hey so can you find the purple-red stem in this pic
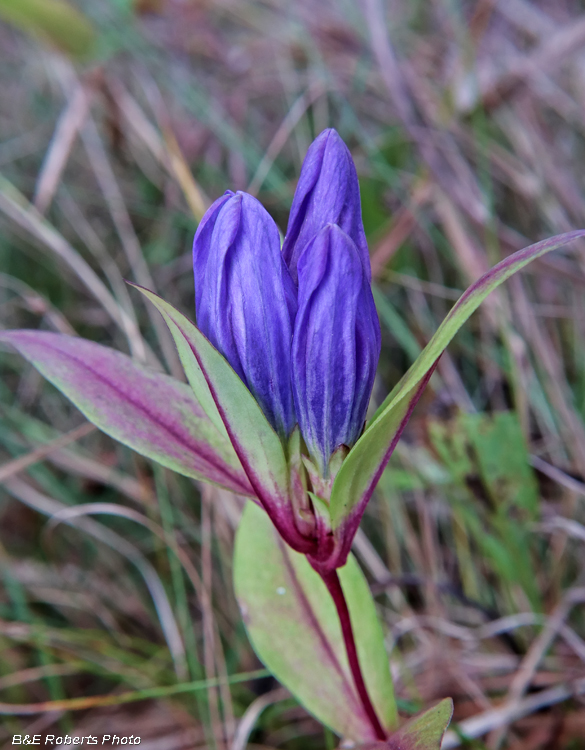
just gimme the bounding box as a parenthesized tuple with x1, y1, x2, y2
(320, 570, 387, 741)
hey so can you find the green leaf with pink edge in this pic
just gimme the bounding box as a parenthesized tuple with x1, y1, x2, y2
(0, 330, 253, 496)
(131, 285, 298, 531)
(234, 500, 397, 742)
(330, 230, 585, 536)
(355, 699, 453, 750)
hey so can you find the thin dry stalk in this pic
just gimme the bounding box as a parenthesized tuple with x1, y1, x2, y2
(231, 688, 288, 750)
(79, 114, 183, 378)
(512, 275, 585, 474)
(201, 486, 226, 750)
(487, 588, 585, 748)
(0, 272, 76, 335)
(370, 179, 431, 278)
(0, 422, 95, 483)
(475, 17, 585, 112)
(130, 74, 211, 219)
(247, 82, 325, 197)
(47, 447, 154, 506)
(33, 83, 93, 215)
(107, 78, 208, 220)
(0, 176, 143, 357)
(442, 677, 585, 748)
(529, 455, 585, 499)
(56, 189, 152, 366)
(2, 477, 188, 680)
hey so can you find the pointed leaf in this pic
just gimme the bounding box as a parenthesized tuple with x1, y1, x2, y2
(0, 330, 253, 495)
(357, 699, 453, 750)
(330, 230, 585, 540)
(135, 289, 227, 436)
(129, 286, 313, 550)
(234, 501, 397, 741)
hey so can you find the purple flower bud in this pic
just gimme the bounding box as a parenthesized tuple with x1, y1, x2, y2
(193, 191, 297, 437)
(282, 129, 370, 284)
(292, 224, 381, 474)
(192, 190, 234, 312)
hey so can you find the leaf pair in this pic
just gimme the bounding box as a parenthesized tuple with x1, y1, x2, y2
(0, 285, 312, 550)
(3, 229, 585, 746)
(5, 230, 584, 558)
(234, 501, 453, 747)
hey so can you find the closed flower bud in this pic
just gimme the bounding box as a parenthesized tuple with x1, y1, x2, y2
(291, 224, 381, 475)
(192, 190, 234, 311)
(282, 129, 370, 284)
(193, 191, 297, 437)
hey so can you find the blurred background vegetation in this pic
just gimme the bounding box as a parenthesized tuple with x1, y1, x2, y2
(1, 0, 585, 747)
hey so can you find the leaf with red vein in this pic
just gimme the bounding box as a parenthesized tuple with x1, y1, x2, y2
(131, 285, 315, 554)
(330, 230, 585, 555)
(234, 501, 397, 741)
(0, 330, 254, 496)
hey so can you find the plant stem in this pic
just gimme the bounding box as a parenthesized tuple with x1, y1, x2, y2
(320, 570, 387, 741)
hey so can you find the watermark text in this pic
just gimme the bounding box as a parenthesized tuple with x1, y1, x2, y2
(12, 736, 141, 746)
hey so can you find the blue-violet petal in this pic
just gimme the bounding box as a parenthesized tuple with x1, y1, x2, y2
(192, 190, 234, 312)
(282, 129, 370, 284)
(292, 224, 380, 473)
(194, 191, 297, 437)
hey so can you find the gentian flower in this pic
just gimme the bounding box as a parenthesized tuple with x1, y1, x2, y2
(4, 127, 580, 746)
(292, 224, 380, 476)
(12, 126, 569, 571)
(192, 129, 380, 485)
(282, 128, 371, 283)
(193, 190, 297, 438)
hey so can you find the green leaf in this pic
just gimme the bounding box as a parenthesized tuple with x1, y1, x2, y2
(330, 230, 585, 536)
(234, 501, 397, 741)
(131, 286, 226, 437)
(357, 699, 454, 750)
(429, 411, 541, 608)
(465, 412, 539, 516)
(0, 330, 253, 496)
(131, 286, 302, 535)
(0, 0, 96, 58)
(388, 698, 453, 750)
